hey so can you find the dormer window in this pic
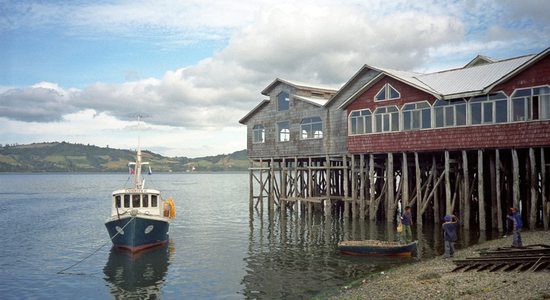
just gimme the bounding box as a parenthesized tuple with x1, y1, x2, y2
(277, 91, 290, 111)
(375, 83, 400, 101)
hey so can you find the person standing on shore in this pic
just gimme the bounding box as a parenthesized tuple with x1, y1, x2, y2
(442, 214, 458, 258)
(400, 206, 413, 244)
(507, 207, 523, 247)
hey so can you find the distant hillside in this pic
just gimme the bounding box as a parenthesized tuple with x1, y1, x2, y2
(0, 142, 248, 172)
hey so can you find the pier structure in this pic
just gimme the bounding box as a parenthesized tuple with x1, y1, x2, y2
(240, 48, 550, 231)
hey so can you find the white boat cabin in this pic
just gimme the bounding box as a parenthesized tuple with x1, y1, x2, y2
(111, 189, 166, 218)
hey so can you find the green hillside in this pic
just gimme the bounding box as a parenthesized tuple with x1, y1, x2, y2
(0, 142, 248, 172)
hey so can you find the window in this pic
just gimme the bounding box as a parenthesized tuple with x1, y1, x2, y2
(374, 106, 399, 132)
(349, 109, 372, 135)
(375, 83, 400, 101)
(151, 195, 158, 207)
(132, 195, 140, 208)
(434, 99, 467, 128)
(278, 121, 290, 142)
(252, 125, 265, 143)
(301, 117, 323, 139)
(277, 91, 290, 111)
(143, 195, 149, 208)
(511, 86, 550, 121)
(124, 195, 130, 208)
(470, 92, 508, 124)
(115, 195, 121, 208)
(402, 101, 431, 130)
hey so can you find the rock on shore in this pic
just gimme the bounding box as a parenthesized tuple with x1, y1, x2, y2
(333, 231, 550, 300)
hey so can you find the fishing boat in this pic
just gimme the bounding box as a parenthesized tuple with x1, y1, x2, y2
(338, 240, 418, 256)
(105, 135, 176, 253)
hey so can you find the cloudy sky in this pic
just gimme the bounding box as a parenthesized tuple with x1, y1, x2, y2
(1, 0, 548, 157)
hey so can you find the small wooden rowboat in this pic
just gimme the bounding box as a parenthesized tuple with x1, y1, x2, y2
(338, 240, 418, 256)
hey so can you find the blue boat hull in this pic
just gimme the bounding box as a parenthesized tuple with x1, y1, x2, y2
(105, 216, 169, 252)
(338, 241, 418, 256)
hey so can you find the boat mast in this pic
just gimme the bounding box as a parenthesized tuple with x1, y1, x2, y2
(132, 115, 147, 190)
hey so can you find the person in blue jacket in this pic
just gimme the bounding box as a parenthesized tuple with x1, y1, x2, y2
(442, 214, 458, 258)
(507, 207, 523, 247)
(400, 206, 413, 244)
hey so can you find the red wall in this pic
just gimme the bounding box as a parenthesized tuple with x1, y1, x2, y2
(493, 54, 550, 95)
(348, 121, 550, 153)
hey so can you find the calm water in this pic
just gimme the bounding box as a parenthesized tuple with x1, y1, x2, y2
(0, 173, 491, 299)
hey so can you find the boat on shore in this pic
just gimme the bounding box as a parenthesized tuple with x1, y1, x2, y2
(338, 240, 418, 256)
(105, 133, 176, 253)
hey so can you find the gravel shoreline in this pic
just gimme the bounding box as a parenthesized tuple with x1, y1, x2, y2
(332, 230, 550, 300)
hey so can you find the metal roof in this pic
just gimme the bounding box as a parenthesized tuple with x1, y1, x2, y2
(261, 78, 339, 95)
(293, 95, 329, 106)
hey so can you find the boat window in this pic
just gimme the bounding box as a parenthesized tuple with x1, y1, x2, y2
(132, 195, 140, 208)
(143, 195, 149, 207)
(124, 195, 130, 208)
(151, 195, 158, 207)
(115, 195, 121, 208)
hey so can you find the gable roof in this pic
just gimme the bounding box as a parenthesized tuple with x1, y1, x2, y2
(261, 78, 338, 96)
(339, 47, 550, 109)
(463, 55, 496, 68)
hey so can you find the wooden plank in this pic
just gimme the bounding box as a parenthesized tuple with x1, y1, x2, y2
(249, 159, 254, 210)
(352, 155, 357, 218)
(542, 148, 548, 230)
(463, 150, 470, 229)
(496, 149, 503, 232)
(402, 152, 409, 208)
(445, 150, 451, 214)
(529, 148, 537, 230)
(369, 154, 376, 221)
(269, 158, 274, 213)
(512, 149, 520, 209)
(343, 155, 349, 218)
(490, 151, 497, 229)
(433, 156, 440, 224)
(478, 150, 486, 231)
(415, 152, 422, 225)
(325, 155, 331, 217)
(387, 153, 394, 222)
(360, 154, 366, 219)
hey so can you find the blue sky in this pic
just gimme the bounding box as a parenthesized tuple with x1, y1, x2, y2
(0, 0, 549, 157)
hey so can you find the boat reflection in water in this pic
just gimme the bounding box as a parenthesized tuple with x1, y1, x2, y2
(103, 241, 174, 299)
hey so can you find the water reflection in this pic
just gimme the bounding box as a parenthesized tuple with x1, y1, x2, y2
(103, 242, 173, 299)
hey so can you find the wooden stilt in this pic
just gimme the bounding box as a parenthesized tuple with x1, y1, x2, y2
(462, 150, 470, 229)
(269, 158, 275, 213)
(369, 154, 375, 221)
(433, 156, 440, 224)
(351, 155, 357, 218)
(478, 150, 486, 231)
(490, 152, 497, 229)
(496, 150, 503, 232)
(445, 151, 451, 214)
(542, 148, 548, 230)
(343, 155, 349, 218)
(360, 155, 366, 219)
(281, 158, 287, 212)
(249, 159, 254, 211)
(259, 158, 264, 213)
(308, 157, 313, 215)
(387, 153, 395, 223)
(415, 152, 422, 226)
(325, 155, 331, 217)
(402, 152, 409, 209)
(529, 148, 537, 230)
(512, 149, 520, 209)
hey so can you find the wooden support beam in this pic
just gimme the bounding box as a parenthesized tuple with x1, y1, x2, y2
(387, 153, 395, 222)
(343, 154, 349, 218)
(249, 159, 253, 211)
(451, 173, 460, 213)
(402, 152, 409, 208)
(462, 150, 470, 230)
(269, 158, 275, 213)
(433, 156, 440, 224)
(421, 172, 445, 214)
(259, 158, 264, 212)
(478, 150, 486, 231)
(307, 157, 312, 215)
(496, 150, 503, 232)
(360, 154, 366, 219)
(325, 155, 331, 217)
(529, 148, 537, 230)
(490, 152, 497, 229)
(369, 154, 376, 221)
(281, 158, 287, 211)
(512, 149, 520, 209)
(352, 155, 357, 218)
(415, 152, 422, 225)
(445, 150, 451, 214)
(542, 148, 548, 230)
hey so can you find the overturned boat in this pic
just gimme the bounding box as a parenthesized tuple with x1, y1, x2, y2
(105, 139, 176, 253)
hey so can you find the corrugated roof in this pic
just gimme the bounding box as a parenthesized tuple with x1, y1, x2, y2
(261, 78, 339, 95)
(416, 55, 534, 98)
(293, 95, 329, 106)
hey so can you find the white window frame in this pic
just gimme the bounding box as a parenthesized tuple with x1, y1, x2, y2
(348, 109, 373, 135)
(277, 121, 290, 142)
(402, 101, 432, 131)
(300, 117, 323, 140)
(510, 85, 550, 122)
(252, 124, 265, 144)
(469, 92, 508, 125)
(433, 99, 467, 128)
(374, 83, 401, 102)
(374, 105, 399, 133)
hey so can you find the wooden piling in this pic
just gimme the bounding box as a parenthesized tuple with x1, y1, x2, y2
(462, 150, 470, 229)
(445, 150, 451, 214)
(496, 149, 503, 232)
(415, 152, 422, 226)
(360, 154, 365, 219)
(529, 148, 537, 230)
(402, 152, 409, 208)
(343, 155, 349, 218)
(512, 149, 520, 209)
(542, 148, 548, 230)
(369, 154, 375, 221)
(478, 149, 486, 231)
(387, 153, 395, 223)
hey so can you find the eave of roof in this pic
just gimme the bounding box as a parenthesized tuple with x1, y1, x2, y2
(293, 95, 328, 107)
(261, 78, 338, 96)
(238, 99, 269, 124)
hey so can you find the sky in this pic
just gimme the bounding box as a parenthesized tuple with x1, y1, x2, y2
(0, 0, 549, 157)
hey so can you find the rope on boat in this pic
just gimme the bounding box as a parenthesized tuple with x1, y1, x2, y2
(56, 216, 136, 275)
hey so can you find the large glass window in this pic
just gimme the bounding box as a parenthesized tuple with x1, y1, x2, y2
(433, 99, 467, 128)
(374, 106, 399, 132)
(277, 91, 290, 111)
(300, 117, 323, 139)
(278, 121, 290, 142)
(252, 125, 265, 143)
(115, 195, 121, 208)
(124, 195, 130, 208)
(151, 195, 158, 207)
(375, 83, 400, 101)
(402, 101, 431, 130)
(511, 86, 550, 121)
(470, 92, 508, 124)
(349, 109, 372, 135)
